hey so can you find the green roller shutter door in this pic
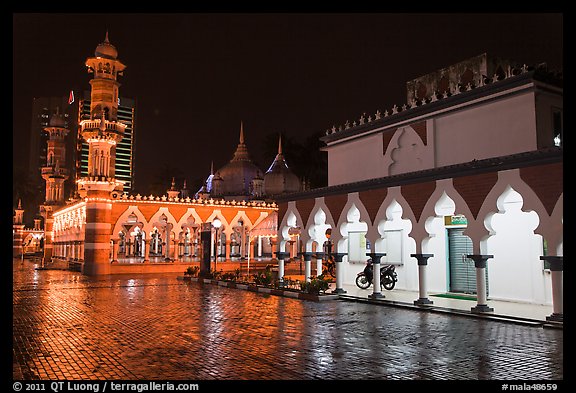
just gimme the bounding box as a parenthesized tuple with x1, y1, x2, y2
(448, 228, 489, 295)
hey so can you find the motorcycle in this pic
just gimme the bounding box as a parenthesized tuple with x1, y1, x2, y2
(323, 257, 336, 278)
(355, 259, 398, 290)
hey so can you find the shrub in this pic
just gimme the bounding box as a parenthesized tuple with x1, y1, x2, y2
(252, 268, 273, 286)
(185, 266, 200, 277)
(300, 274, 330, 294)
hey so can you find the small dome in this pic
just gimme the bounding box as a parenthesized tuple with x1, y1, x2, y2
(263, 135, 300, 196)
(49, 112, 66, 128)
(95, 31, 118, 59)
(264, 157, 300, 196)
(212, 122, 264, 197)
(214, 161, 263, 196)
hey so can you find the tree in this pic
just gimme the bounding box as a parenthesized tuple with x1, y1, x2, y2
(147, 163, 185, 196)
(256, 131, 327, 190)
(13, 164, 43, 227)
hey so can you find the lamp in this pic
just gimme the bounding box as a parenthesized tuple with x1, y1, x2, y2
(238, 219, 244, 259)
(213, 218, 222, 270)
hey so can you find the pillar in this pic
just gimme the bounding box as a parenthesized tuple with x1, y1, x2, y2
(13, 225, 25, 257)
(42, 210, 55, 267)
(225, 239, 231, 261)
(313, 251, 324, 276)
(411, 253, 434, 306)
(467, 254, 494, 313)
(301, 252, 313, 282)
(111, 239, 119, 262)
(367, 253, 386, 299)
(540, 256, 563, 322)
(275, 251, 290, 287)
(257, 236, 262, 257)
(331, 252, 347, 294)
(82, 194, 112, 276)
(143, 239, 150, 263)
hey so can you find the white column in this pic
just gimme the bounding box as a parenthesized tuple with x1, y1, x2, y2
(412, 253, 434, 306)
(468, 255, 494, 313)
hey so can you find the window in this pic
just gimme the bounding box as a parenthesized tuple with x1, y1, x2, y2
(552, 108, 562, 147)
(348, 231, 367, 262)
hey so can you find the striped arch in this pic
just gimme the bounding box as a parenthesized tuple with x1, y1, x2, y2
(112, 205, 148, 240)
(476, 169, 563, 255)
(279, 202, 308, 249)
(205, 209, 229, 236)
(372, 186, 417, 240)
(335, 193, 372, 256)
(305, 197, 337, 253)
(177, 208, 203, 231)
(548, 194, 563, 255)
(148, 207, 178, 237)
(229, 211, 254, 230)
(335, 192, 372, 230)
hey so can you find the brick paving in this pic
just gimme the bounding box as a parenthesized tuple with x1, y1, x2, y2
(12, 259, 563, 380)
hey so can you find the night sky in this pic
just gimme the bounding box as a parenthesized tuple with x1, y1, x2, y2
(13, 13, 563, 194)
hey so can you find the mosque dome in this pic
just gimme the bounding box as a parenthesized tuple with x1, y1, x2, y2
(95, 31, 118, 59)
(48, 108, 66, 128)
(263, 135, 301, 196)
(212, 123, 264, 197)
(49, 113, 66, 128)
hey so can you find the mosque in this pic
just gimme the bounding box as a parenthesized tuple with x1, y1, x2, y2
(274, 53, 563, 319)
(13, 33, 301, 275)
(13, 34, 563, 321)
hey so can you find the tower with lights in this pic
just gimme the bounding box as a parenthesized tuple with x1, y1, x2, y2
(77, 32, 127, 275)
(39, 109, 70, 265)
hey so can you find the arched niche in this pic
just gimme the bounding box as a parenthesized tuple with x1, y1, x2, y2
(484, 186, 549, 304)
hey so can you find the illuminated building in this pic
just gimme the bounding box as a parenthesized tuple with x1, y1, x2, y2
(76, 91, 136, 191)
(276, 54, 563, 320)
(24, 32, 278, 275)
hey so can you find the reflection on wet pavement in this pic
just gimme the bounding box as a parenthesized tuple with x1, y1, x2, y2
(13, 259, 563, 380)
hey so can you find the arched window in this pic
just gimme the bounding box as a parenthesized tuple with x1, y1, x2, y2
(460, 68, 474, 87)
(438, 75, 449, 94)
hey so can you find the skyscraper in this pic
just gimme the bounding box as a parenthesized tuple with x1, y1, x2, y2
(76, 91, 136, 191)
(27, 90, 137, 202)
(28, 96, 77, 201)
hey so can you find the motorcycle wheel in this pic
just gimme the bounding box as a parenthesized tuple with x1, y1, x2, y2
(382, 273, 396, 290)
(355, 273, 371, 289)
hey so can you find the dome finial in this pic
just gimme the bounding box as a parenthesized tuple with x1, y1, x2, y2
(104, 30, 110, 43)
(278, 133, 283, 155)
(240, 121, 245, 144)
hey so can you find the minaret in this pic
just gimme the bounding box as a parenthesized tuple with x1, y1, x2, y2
(13, 199, 26, 257)
(78, 32, 127, 275)
(180, 179, 190, 199)
(231, 121, 251, 162)
(167, 177, 180, 199)
(39, 109, 70, 265)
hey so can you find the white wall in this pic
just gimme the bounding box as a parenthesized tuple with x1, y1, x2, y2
(327, 132, 385, 186)
(325, 90, 539, 186)
(435, 92, 537, 166)
(484, 188, 550, 305)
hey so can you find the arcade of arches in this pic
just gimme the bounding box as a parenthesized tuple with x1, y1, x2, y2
(277, 153, 563, 308)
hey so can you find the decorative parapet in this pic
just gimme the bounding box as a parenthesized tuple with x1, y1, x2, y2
(114, 192, 278, 209)
(324, 63, 561, 137)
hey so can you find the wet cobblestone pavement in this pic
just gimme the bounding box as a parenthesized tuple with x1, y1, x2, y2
(13, 259, 563, 381)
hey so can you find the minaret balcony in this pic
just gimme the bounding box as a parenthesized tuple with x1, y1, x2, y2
(41, 167, 69, 177)
(80, 119, 126, 137)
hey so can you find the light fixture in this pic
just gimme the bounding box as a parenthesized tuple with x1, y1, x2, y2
(554, 134, 561, 147)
